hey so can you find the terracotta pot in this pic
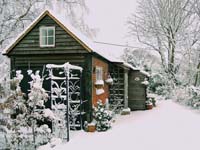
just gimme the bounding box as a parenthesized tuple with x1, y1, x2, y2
(146, 104, 153, 110)
(87, 125, 96, 132)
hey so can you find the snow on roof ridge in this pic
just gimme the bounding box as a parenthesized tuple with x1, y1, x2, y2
(121, 62, 151, 75)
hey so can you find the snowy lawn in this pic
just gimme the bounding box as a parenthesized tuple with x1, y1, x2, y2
(39, 100, 200, 150)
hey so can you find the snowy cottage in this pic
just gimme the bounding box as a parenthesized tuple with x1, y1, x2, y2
(3, 10, 149, 125)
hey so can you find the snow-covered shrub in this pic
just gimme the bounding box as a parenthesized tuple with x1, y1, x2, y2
(5, 70, 54, 149)
(171, 86, 190, 102)
(93, 100, 112, 132)
(148, 72, 175, 98)
(171, 86, 200, 109)
(187, 86, 200, 108)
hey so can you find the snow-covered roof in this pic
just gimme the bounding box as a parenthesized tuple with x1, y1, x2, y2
(123, 62, 140, 70)
(140, 70, 151, 77)
(2, 9, 142, 72)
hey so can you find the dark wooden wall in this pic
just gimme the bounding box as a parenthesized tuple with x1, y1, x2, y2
(10, 54, 93, 121)
(128, 70, 147, 110)
(9, 15, 88, 55)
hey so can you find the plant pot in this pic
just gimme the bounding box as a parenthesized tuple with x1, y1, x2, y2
(105, 78, 113, 85)
(87, 125, 96, 132)
(146, 104, 153, 110)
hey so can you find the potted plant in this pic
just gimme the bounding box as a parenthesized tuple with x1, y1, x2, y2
(84, 121, 96, 132)
(146, 99, 153, 110)
(147, 94, 156, 107)
(105, 75, 113, 85)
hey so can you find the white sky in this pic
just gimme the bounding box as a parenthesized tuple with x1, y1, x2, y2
(85, 0, 139, 56)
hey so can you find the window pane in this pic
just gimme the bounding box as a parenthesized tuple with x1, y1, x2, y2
(41, 28, 47, 37)
(48, 36, 54, 45)
(40, 27, 55, 46)
(41, 36, 47, 45)
(96, 67, 103, 81)
(48, 28, 54, 36)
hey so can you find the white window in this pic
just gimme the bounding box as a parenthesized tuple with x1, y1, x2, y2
(96, 66, 103, 81)
(40, 26, 55, 47)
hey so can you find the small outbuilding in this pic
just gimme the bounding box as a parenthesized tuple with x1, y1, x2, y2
(128, 69, 150, 110)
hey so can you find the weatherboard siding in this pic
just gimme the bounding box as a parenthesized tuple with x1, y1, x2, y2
(9, 15, 88, 55)
(128, 70, 147, 110)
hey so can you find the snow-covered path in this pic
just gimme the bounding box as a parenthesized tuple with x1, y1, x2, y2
(41, 100, 200, 150)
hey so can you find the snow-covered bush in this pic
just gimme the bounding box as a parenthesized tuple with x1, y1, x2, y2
(186, 86, 200, 108)
(4, 70, 54, 150)
(93, 100, 112, 132)
(148, 72, 175, 98)
(171, 85, 200, 109)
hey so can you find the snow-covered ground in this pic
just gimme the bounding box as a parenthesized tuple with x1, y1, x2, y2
(39, 100, 200, 150)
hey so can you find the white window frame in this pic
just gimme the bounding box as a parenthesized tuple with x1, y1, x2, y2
(39, 26, 55, 47)
(96, 66, 103, 81)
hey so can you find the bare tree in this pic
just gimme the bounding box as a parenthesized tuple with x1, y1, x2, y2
(122, 47, 160, 72)
(0, 0, 94, 96)
(189, 0, 200, 86)
(127, 0, 195, 80)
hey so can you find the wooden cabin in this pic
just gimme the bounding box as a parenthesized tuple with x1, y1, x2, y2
(3, 9, 150, 126)
(3, 9, 135, 123)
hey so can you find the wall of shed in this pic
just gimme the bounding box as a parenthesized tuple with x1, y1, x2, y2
(10, 54, 92, 117)
(128, 70, 147, 110)
(92, 57, 109, 106)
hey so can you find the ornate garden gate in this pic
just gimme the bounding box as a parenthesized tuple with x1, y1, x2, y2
(46, 63, 84, 141)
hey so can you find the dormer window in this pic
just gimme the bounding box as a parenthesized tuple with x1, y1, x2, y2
(40, 26, 55, 47)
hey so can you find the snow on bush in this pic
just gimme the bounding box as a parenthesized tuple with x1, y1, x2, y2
(93, 100, 112, 132)
(171, 85, 200, 109)
(0, 70, 58, 149)
(43, 108, 57, 121)
(37, 137, 62, 149)
(148, 72, 175, 98)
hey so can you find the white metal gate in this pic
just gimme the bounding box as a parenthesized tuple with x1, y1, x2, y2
(46, 62, 83, 141)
